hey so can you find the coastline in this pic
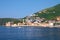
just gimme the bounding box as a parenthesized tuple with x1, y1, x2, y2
(4, 25, 60, 28)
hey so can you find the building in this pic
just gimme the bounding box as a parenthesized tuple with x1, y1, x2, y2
(5, 22, 13, 26)
(56, 16, 60, 21)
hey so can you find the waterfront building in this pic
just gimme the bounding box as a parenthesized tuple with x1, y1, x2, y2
(5, 22, 13, 26)
(11, 24, 17, 27)
(56, 16, 60, 21)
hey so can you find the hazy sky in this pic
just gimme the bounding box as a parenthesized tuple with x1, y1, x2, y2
(0, 0, 60, 18)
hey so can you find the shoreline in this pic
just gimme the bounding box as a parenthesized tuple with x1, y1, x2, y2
(4, 25, 60, 28)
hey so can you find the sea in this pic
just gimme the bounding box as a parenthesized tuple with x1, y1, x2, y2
(0, 26, 60, 40)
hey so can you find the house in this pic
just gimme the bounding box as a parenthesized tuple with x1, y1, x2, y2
(56, 16, 60, 21)
(5, 22, 13, 26)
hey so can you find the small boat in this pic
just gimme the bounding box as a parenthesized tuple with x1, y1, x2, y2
(18, 27, 21, 28)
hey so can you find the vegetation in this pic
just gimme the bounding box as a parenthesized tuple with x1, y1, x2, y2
(34, 4, 60, 20)
(0, 18, 20, 25)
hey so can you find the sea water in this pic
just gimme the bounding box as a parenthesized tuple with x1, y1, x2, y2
(0, 26, 60, 40)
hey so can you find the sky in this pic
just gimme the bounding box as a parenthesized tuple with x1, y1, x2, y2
(0, 0, 60, 18)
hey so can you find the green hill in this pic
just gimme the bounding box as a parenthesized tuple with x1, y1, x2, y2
(0, 18, 20, 25)
(34, 4, 60, 20)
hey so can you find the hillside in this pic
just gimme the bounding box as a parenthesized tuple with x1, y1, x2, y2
(0, 18, 20, 25)
(34, 4, 60, 20)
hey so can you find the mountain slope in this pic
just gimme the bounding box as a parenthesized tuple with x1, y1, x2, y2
(0, 18, 20, 25)
(34, 4, 60, 20)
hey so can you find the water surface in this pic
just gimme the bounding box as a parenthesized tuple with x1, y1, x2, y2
(0, 26, 60, 40)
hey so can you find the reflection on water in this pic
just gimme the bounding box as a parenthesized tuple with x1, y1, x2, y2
(0, 26, 60, 40)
